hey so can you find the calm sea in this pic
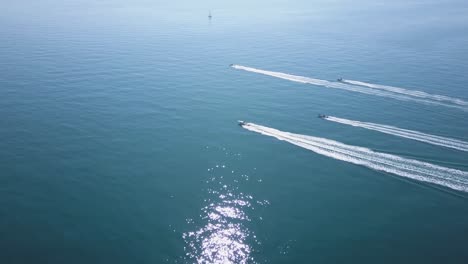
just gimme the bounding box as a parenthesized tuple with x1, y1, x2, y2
(1, 0, 468, 263)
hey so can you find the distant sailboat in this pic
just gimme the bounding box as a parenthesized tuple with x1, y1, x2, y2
(208, 10, 212, 19)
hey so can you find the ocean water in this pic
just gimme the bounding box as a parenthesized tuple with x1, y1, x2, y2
(1, 0, 468, 263)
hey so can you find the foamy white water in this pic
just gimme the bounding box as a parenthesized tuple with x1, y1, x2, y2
(324, 116, 468, 152)
(232, 65, 468, 110)
(241, 122, 468, 192)
(343, 79, 468, 106)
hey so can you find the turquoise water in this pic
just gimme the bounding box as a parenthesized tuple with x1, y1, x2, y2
(1, 1, 468, 263)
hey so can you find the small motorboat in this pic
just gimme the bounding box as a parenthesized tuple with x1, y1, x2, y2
(337, 78, 343, 82)
(317, 114, 328, 119)
(238, 120, 247, 126)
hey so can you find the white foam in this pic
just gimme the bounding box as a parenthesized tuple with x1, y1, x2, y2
(343, 79, 468, 106)
(241, 122, 468, 192)
(231, 65, 468, 111)
(324, 116, 468, 152)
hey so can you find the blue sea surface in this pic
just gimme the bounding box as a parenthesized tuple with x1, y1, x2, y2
(1, 0, 468, 263)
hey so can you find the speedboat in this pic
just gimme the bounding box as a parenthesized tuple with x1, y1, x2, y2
(238, 120, 246, 126)
(317, 114, 328, 119)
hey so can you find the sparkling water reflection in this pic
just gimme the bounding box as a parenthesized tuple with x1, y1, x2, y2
(183, 151, 265, 264)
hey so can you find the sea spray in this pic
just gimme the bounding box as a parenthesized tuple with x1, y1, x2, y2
(324, 116, 468, 152)
(342, 79, 468, 106)
(241, 122, 468, 192)
(231, 65, 468, 110)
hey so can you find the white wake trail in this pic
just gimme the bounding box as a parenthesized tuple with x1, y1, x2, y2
(231, 65, 468, 110)
(343, 79, 468, 106)
(324, 116, 468, 152)
(241, 122, 468, 192)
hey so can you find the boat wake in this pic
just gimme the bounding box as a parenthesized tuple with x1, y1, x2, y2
(324, 116, 468, 152)
(231, 65, 468, 111)
(342, 79, 468, 107)
(241, 122, 468, 192)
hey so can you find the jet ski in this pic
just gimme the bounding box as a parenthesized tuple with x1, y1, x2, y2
(238, 120, 247, 126)
(229, 64, 234, 67)
(317, 114, 328, 119)
(337, 78, 343, 82)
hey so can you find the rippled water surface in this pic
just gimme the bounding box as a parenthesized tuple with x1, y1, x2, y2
(1, 0, 468, 263)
